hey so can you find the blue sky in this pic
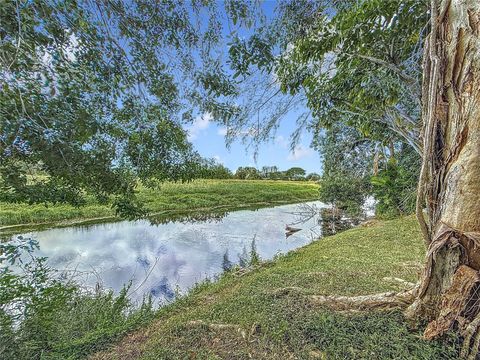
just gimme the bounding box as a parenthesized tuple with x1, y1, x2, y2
(185, 112, 322, 174)
(183, 1, 322, 175)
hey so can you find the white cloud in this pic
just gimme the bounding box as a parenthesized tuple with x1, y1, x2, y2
(38, 33, 80, 97)
(217, 127, 228, 136)
(274, 135, 289, 149)
(287, 145, 313, 161)
(186, 113, 212, 141)
(213, 155, 224, 164)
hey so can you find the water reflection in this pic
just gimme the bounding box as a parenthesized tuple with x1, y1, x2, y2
(148, 210, 229, 226)
(11, 201, 325, 304)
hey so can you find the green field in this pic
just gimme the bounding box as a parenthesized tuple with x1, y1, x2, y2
(91, 216, 458, 360)
(0, 180, 320, 227)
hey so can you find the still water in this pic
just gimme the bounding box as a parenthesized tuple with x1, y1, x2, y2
(14, 201, 325, 304)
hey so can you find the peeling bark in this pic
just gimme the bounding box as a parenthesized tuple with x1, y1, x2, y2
(424, 265, 480, 339)
(409, 0, 480, 356)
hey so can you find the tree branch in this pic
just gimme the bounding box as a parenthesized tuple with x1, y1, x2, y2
(344, 52, 419, 86)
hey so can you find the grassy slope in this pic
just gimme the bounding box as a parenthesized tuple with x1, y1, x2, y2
(92, 216, 458, 360)
(0, 180, 319, 227)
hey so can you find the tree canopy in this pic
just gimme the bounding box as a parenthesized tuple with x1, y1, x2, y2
(0, 0, 256, 215)
(1, 0, 428, 216)
(218, 0, 427, 216)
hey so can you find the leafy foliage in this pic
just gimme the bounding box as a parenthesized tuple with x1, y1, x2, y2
(281, 0, 426, 149)
(285, 167, 306, 180)
(234, 166, 261, 180)
(305, 172, 321, 181)
(0, 237, 154, 359)
(201, 1, 426, 155)
(372, 145, 420, 218)
(201, 0, 426, 217)
(0, 0, 236, 216)
(194, 158, 233, 179)
(317, 123, 373, 216)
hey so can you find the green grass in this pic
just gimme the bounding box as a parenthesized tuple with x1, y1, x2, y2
(0, 180, 319, 227)
(91, 216, 459, 360)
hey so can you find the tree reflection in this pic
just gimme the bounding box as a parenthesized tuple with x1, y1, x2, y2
(286, 202, 364, 238)
(148, 210, 229, 225)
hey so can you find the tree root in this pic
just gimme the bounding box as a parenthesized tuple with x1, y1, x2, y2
(382, 277, 417, 288)
(186, 320, 247, 339)
(308, 290, 415, 312)
(461, 316, 480, 360)
(267, 285, 416, 312)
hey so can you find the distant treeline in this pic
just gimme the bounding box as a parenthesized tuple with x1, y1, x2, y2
(196, 159, 320, 181)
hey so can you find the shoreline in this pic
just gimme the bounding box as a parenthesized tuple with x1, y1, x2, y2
(1, 198, 317, 236)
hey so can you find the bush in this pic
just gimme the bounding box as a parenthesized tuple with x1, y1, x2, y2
(319, 173, 370, 217)
(371, 146, 419, 218)
(0, 237, 155, 360)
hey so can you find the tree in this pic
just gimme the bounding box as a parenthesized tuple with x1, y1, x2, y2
(260, 165, 278, 179)
(371, 145, 419, 218)
(220, 0, 426, 156)
(285, 167, 306, 180)
(404, 2, 480, 356)
(195, 158, 233, 179)
(216, 0, 425, 217)
(317, 123, 373, 216)
(0, 0, 235, 216)
(234, 166, 260, 180)
(305, 173, 321, 181)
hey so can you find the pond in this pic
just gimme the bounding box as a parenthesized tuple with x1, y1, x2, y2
(9, 201, 326, 304)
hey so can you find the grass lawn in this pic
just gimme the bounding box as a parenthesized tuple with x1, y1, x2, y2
(90, 216, 459, 360)
(0, 180, 319, 227)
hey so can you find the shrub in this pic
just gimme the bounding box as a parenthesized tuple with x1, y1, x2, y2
(371, 146, 419, 218)
(0, 237, 155, 360)
(319, 173, 370, 217)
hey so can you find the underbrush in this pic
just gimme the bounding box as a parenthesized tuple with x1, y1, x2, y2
(0, 238, 155, 360)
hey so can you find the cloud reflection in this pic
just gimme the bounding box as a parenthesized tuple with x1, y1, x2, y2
(20, 201, 325, 303)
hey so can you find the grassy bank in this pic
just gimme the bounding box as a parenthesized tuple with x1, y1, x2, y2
(91, 216, 458, 360)
(0, 180, 319, 227)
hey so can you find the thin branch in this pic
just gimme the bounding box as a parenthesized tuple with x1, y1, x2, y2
(344, 52, 419, 86)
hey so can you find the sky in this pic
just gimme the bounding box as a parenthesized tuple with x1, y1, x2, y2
(185, 112, 322, 174)
(183, 1, 322, 175)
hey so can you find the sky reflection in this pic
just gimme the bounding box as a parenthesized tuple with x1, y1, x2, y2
(16, 201, 325, 304)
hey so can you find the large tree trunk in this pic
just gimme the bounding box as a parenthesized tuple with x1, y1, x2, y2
(407, 0, 480, 357)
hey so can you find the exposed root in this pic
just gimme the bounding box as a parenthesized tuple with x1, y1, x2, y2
(267, 286, 416, 312)
(461, 316, 480, 359)
(468, 329, 480, 360)
(308, 290, 415, 312)
(382, 277, 417, 288)
(186, 320, 247, 339)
